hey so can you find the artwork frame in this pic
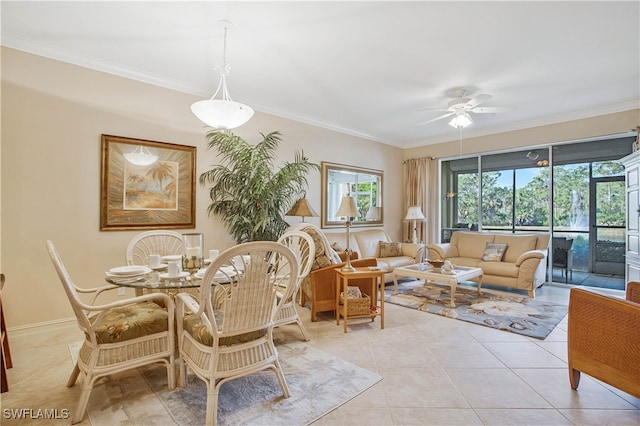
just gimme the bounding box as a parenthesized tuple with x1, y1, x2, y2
(100, 134, 196, 231)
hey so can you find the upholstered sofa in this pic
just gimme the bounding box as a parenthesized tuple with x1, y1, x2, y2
(323, 229, 425, 283)
(427, 231, 550, 297)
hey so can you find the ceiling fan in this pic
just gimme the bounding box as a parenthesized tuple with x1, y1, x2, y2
(420, 88, 511, 128)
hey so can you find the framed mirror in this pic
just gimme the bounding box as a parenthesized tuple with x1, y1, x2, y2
(321, 161, 383, 228)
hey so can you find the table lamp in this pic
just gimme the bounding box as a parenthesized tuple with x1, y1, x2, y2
(285, 196, 319, 222)
(405, 206, 425, 244)
(335, 195, 359, 272)
(366, 206, 381, 221)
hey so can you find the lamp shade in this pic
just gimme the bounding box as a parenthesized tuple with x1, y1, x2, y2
(366, 206, 381, 221)
(124, 146, 159, 166)
(286, 197, 319, 220)
(191, 99, 254, 130)
(335, 196, 358, 219)
(405, 206, 425, 221)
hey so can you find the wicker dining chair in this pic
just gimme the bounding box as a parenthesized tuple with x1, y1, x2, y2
(46, 240, 175, 424)
(126, 230, 184, 265)
(276, 230, 315, 341)
(176, 241, 298, 425)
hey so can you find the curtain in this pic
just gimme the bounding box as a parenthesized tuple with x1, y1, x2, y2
(403, 157, 438, 244)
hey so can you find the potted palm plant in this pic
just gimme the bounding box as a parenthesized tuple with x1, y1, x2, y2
(199, 130, 319, 243)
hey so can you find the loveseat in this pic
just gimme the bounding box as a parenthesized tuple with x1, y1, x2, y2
(427, 231, 550, 297)
(324, 229, 425, 283)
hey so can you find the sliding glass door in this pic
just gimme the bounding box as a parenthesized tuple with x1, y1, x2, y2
(591, 176, 625, 275)
(440, 136, 633, 287)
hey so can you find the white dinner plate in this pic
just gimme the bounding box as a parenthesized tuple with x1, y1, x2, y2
(159, 271, 190, 279)
(194, 267, 237, 280)
(108, 265, 151, 276)
(161, 255, 183, 262)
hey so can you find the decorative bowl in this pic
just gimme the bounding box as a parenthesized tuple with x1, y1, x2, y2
(427, 259, 445, 268)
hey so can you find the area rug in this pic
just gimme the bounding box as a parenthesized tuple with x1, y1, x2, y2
(69, 341, 381, 425)
(384, 280, 567, 339)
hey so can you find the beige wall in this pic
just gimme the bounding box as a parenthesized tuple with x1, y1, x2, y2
(1, 47, 403, 328)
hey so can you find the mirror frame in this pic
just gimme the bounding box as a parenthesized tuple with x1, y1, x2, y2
(321, 161, 383, 228)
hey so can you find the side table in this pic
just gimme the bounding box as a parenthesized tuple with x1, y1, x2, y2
(335, 267, 385, 333)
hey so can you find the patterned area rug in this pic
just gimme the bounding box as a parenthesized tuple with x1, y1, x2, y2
(70, 341, 381, 425)
(384, 279, 567, 339)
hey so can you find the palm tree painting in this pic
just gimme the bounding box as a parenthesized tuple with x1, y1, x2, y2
(101, 135, 196, 231)
(123, 160, 178, 210)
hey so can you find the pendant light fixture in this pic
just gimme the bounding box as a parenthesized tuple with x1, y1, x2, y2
(124, 145, 158, 166)
(191, 20, 254, 130)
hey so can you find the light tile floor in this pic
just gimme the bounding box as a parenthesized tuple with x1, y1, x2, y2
(2, 284, 639, 425)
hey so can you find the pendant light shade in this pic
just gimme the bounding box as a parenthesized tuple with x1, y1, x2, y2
(191, 98, 254, 130)
(191, 20, 253, 130)
(124, 146, 159, 166)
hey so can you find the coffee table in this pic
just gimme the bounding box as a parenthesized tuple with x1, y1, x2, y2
(392, 264, 483, 308)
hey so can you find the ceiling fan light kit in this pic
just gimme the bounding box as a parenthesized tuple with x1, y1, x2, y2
(422, 87, 511, 129)
(191, 20, 254, 130)
(448, 111, 472, 128)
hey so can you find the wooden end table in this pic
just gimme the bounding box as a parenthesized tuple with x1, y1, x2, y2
(335, 267, 385, 333)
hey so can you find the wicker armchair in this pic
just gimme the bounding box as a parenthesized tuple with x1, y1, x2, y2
(276, 230, 315, 341)
(176, 242, 298, 425)
(568, 282, 640, 399)
(46, 240, 175, 424)
(126, 230, 184, 265)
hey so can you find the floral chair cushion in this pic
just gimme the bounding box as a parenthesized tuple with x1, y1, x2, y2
(183, 312, 266, 347)
(88, 301, 168, 344)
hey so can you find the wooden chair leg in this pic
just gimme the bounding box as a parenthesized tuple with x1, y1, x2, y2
(1, 347, 8, 393)
(1, 285, 12, 393)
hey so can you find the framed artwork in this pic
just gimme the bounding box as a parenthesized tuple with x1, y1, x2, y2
(100, 134, 196, 231)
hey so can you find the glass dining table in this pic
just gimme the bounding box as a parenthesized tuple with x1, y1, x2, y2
(105, 263, 238, 297)
(105, 269, 204, 297)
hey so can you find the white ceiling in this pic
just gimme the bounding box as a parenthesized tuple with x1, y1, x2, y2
(2, 1, 639, 148)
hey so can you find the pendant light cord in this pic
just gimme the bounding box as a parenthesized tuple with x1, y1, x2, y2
(222, 24, 228, 65)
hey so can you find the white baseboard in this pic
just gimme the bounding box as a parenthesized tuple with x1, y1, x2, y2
(8, 317, 75, 333)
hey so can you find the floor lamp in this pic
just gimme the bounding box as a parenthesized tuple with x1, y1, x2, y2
(405, 206, 425, 244)
(336, 195, 359, 272)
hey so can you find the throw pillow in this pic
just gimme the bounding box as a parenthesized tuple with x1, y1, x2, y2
(379, 241, 402, 257)
(331, 242, 345, 252)
(482, 242, 508, 262)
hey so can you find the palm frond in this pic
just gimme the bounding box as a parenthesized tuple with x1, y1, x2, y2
(200, 130, 319, 243)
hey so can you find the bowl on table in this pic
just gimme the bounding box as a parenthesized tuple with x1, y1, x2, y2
(426, 259, 445, 269)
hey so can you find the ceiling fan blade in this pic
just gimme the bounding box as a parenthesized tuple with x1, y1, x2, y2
(419, 111, 455, 125)
(419, 107, 450, 112)
(466, 93, 492, 108)
(471, 106, 513, 113)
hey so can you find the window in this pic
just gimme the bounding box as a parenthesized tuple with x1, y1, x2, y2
(440, 136, 634, 283)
